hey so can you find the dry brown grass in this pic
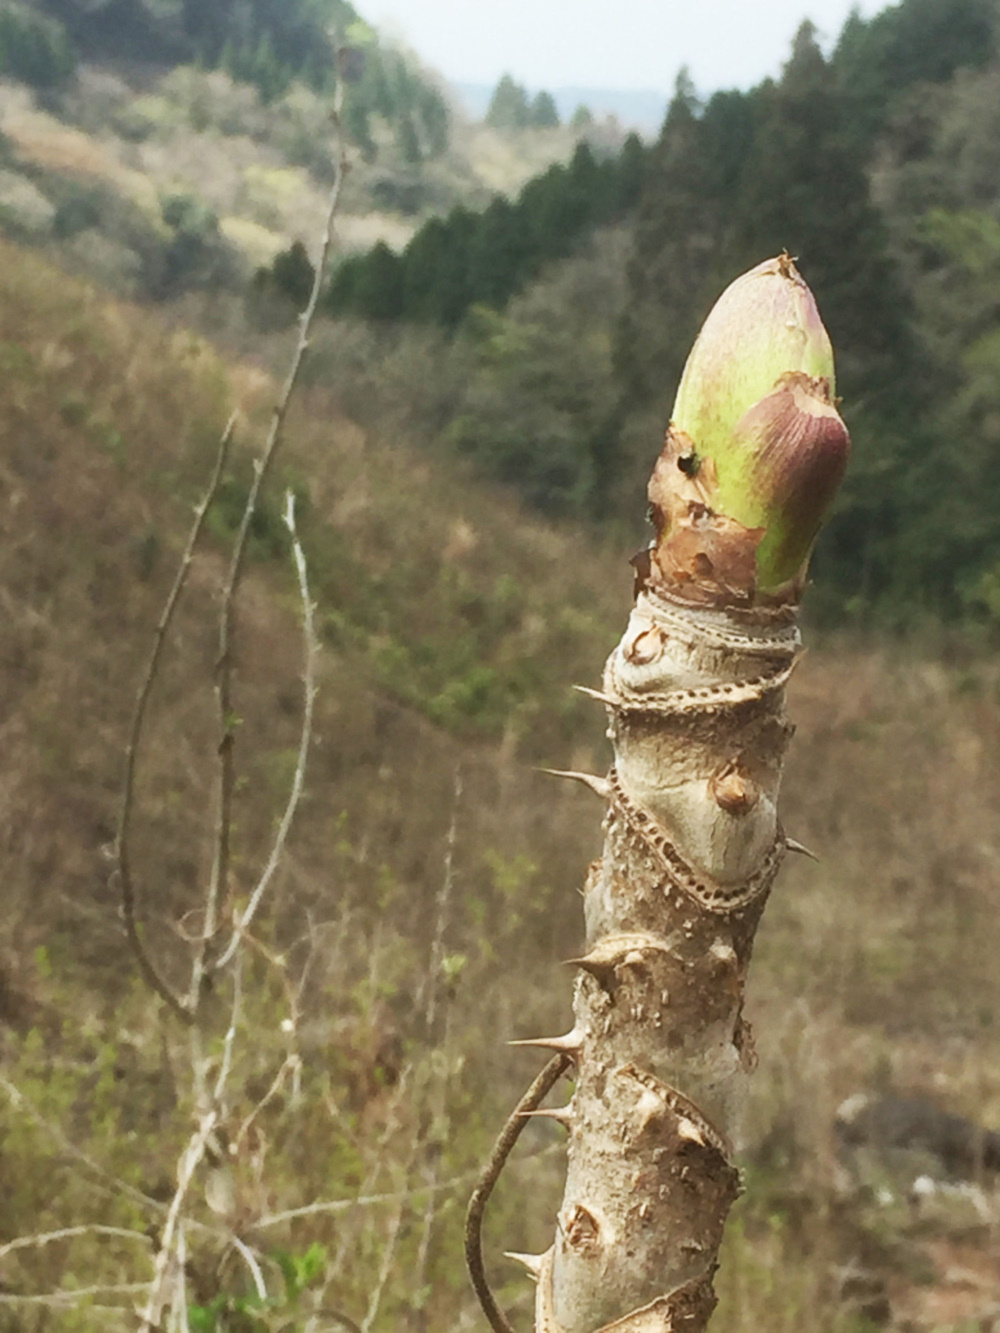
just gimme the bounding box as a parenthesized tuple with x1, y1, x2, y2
(1, 237, 999, 1328)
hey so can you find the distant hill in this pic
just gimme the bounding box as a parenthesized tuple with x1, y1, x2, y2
(452, 81, 668, 132)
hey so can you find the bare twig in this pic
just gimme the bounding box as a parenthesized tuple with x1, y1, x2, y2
(412, 773, 463, 1315)
(117, 413, 237, 1023)
(0, 1225, 153, 1262)
(235, 1052, 301, 1151)
(0, 1283, 149, 1306)
(175, 1223, 190, 1333)
(254, 1166, 487, 1231)
(230, 1233, 268, 1302)
(360, 1172, 409, 1333)
(198, 89, 347, 1000)
(418, 768, 462, 1035)
(213, 951, 244, 1104)
(213, 492, 318, 974)
(465, 1055, 572, 1333)
(138, 1110, 219, 1332)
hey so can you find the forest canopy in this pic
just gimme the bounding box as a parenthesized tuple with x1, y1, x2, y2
(321, 0, 1000, 625)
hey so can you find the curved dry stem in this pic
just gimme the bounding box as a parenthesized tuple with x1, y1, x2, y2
(465, 1054, 572, 1333)
(212, 493, 318, 975)
(200, 96, 347, 999)
(116, 413, 236, 1023)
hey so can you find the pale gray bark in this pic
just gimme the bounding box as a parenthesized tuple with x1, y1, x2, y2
(530, 587, 801, 1332)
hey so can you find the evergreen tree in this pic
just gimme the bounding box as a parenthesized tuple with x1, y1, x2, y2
(351, 241, 403, 320)
(529, 89, 560, 128)
(270, 239, 315, 307)
(418, 84, 449, 156)
(614, 72, 737, 406)
(401, 212, 474, 325)
(613, 132, 647, 212)
(833, 0, 996, 147)
(726, 24, 925, 607)
(485, 73, 530, 130)
(465, 197, 529, 308)
(398, 113, 421, 164)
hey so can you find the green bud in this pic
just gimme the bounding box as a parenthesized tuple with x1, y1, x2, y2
(669, 255, 849, 592)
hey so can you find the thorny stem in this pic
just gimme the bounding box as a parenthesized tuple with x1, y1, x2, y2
(465, 1054, 572, 1333)
(116, 413, 236, 1024)
(502, 258, 849, 1332)
(198, 84, 347, 1001)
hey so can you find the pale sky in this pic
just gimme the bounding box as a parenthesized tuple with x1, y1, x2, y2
(360, 0, 887, 95)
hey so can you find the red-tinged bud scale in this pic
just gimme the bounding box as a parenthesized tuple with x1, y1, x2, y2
(723, 370, 849, 587)
(646, 254, 850, 601)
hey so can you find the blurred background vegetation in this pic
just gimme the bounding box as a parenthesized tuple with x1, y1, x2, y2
(1, 0, 1000, 1329)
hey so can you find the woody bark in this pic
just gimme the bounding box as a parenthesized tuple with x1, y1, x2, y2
(524, 256, 850, 1331)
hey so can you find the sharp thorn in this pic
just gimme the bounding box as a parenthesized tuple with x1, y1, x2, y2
(564, 950, 617, 985)
(509, 1029, 583, 1056)
(504, 1251, 544, 1279)
(786, 837, 819, 861)
(536, 768, 611, 800)
(573, 684, 618, 707)
(518, 1106, 574, 1128)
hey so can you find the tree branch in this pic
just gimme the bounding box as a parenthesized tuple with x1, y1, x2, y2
(116, 413, 236, 1023)
(212, 492, 319, 975)
(198, 90, 348, 1000)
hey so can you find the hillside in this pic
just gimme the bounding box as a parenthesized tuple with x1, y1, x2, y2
(1, 240, 1000, 1329)
(330, 0, 1000, 629)
(0, 3, 595, 306)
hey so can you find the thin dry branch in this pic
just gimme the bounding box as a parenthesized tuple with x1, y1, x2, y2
(0, 1283, 149, 1307)
(116, 413, 236, 1023)
(412, 773, 463, 1308)
(253, 1165, 491, 1231)
(465, 1054, 572, 1333)
(0, 1225, 153, 1262)
(138, 1110, 219, 1333)
(360, 1172, 410, 1333)
(213, 492, 319, 974)
(199, 91, 347, 998)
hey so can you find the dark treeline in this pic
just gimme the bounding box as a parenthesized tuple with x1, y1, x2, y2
(322, 0, 1000, 624)
(36, 0, 357, 78)
(618, 0, 998, 619)
(327, 135, 646, 325)
(30, 0, 450, 157)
